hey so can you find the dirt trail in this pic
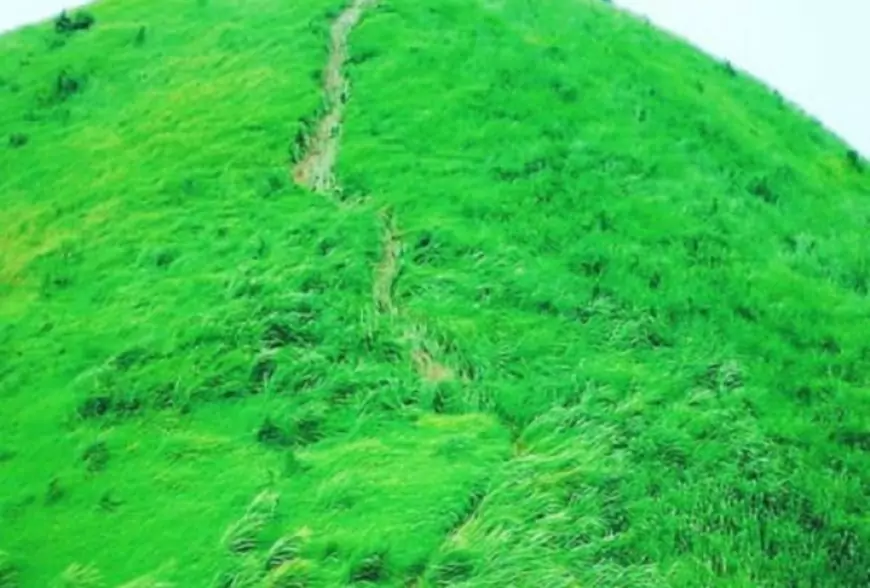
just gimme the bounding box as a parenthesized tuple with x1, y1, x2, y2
(410, 340, 456, 383)
(374, 213, 455, 383)
(297, 1, 454, 383)
(373, 211, 402, 314)
(293, 0, 374, 193)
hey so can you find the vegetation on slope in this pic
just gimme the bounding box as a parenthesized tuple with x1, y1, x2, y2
(1, 0, 868, 586)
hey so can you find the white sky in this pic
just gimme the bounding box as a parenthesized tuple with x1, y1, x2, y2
(0, 1, 92, 34)
(1, 0, 867, 155)
(616, 0, 870, 156)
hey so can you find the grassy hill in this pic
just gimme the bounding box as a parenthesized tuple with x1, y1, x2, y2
(1, 0, 868, 586)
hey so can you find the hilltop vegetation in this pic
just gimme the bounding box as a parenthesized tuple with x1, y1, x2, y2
(1, 0, 868, 586)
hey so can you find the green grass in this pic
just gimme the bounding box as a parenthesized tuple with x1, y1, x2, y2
(1, 0, 868, 586)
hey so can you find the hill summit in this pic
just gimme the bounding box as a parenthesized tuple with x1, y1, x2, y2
(1, 0, 868, 586)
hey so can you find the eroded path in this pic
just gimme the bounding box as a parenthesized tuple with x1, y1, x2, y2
(375, 213, 456, 383)
(293, 0, 455, 382)
(288, 4, 508, 582)
(373, 210, 402, 315)
(292, 0, 374, 193)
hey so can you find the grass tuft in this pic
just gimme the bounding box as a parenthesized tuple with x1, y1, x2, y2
(58, 564, 103, 588)
(0, 551, 18, 588)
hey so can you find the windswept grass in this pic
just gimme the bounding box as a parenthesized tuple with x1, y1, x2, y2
(1, 0, 868, 586)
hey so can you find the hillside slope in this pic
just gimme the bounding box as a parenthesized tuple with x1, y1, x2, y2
(1, 0, 868, 586)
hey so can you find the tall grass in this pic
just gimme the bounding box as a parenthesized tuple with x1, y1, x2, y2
(0, 0, 867, 585)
